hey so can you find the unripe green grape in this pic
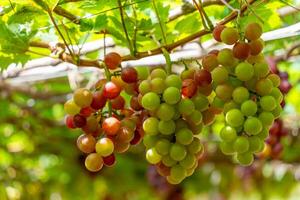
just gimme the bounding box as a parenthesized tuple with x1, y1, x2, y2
(220, 126, 237, 142)
(186, 162, 198, 177)
(151, 68, 167, 79)
(232, 87, 250, 104)
(217, 48, 237, 66)
(166, 175, 182, 185)
(220, 27, 239, 45)
(244, 117, 263, 135)
(268, 74, 281, 87)
(241, 100, 257, 116)
(139, 80, 151, 95)
(64, 99, 80, 115)
(157, 103, 175, 120)
(236, 152, 254, 166)
(248, 136, 263, 153)
(96, 138, 114, 157)
(170, 165, 186, 181)
(163, 87, 181, 105)
(257, 128, 269, 140)
(151, 78, 166, 94)
(245, 22, 262, 41)
(233, 136, 249, 153)
(216, 84, 234, 101)
(186, 110, 202, 125)
(187, 138, 202, 154)
(260, 96, 276, 111)
(220, 141, 235, 155)
(143, 117, 159, 135)
(165, 74, 182, 89)
(271, 105, 282, 119)
(192, 94, 209, 111)
(135, 66, 149, 80)
(158, 120, 176, 135)
(254, 62, 269, 78)
(179, 154, 197, 169)
(162, 155, 177, 167)
(258, 112, 274, 127)
(146, 148, 162, 164)
(170, 143, 187, 161)
(155, 139, 171, 156)
(211, 96, 225, 109)
(270, 87, 283, 103)
(141, 92, 160, 111)
(247, 54, 265, 65)
(211, 66, 229, 84)
(143, 135, 159, 149)
(178, 99, 195, 116)
(73, 88, 93, 108)
(176, 128, 194, 145)
(256, 78, 273, 96)
(235, 62, 254, 81)
(225, 109, 244, 127)
(224, 101, 239, 114)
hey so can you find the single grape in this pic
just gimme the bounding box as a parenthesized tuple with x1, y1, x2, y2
(146, 148, 162, 164)
(256, 78, 273, 96)
(248, 136, 263, 153)
(181, 68, 196, 80)
(175, 119, 189, 131)
(233, 42, 251, 60)
(249, 39, 264, 55)
(258, 112, 274, 127)
(77, 134, 96, 153)
(176, 128, 194, 145)
(135, 66, 150, 80)
(111, 95, 125, 110)
(224, 101, 239, 114)
(220, 27, 239, 45)
(151, 78, 166, 94)
(143, 117, 159, 135)
(170, 143, 187, 161)
(225, 109, 244, 127)
(220, 141, 235, 155)
(91, 91, 106, 110)
(65, 115, 76, 129)
(104, 52, 122, 69)
(181, 79, 197, 98)
(202, 54, 218, 71)
(245, 22, 262, 41)
(194, 69, 212, 87)
(80, 107, 93, 118)
(254, 62, 269, 78)
(215, 84, 234, 101)
(165, 74, 182, 89)
(102, 117, 121, 135)
(170, 165, 186, 182)
(217, 48, 237, 66)
(211, 66, 229, 84)
(138, 80, 151, 95)
(213, 24, 226, 42)
(130, 96, 143, 111)
(64, 99, 81, 115)
(178, 99, 195, 116)
(268, 74, 281, 88)
(241, 100, 257, 116)
(158, 120, 176, 135)
(103, 154, 116, 167)
(232, 87, 249, 104)
(96, 137, 114, 157)
(143, 134, 159, 149)
(141, 92, 160, 111)
(73, 114, 87, 128)
(103, 82, 121, 99)
(233, 136, 249, 153)
(220, 126, 237, 142)
(179, 154, 197, 169)
(83, 116, 99, 133)
(156, 103, 175, 121)
(186, 110, 202, 125)
(155, 139, 171, 156)
(192, 93, 209, 111)
(85, 153, 104, 172)
(163, 87, 181, 105)
(244, 117, 263, 135)
(236, 152, 254, 166)
(235, 62, 254, 81)
(115, 126, 134, 143)
(151, 68, 167, 79)
(270, 87, 283, 103)
(114, 141, 130, 153)
(260, 96, 276, 111)
(73, 88, 93, 108)
(121, 67, 138, 83)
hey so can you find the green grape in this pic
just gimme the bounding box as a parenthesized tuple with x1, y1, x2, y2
(220, 126, 237, 142)
(155, 139, 171, 156)
(258, 112, 274, 127)
(138, 80, 151, 95)
(225, 109, 244, 127)
(268, 74, 281, 87)
(211, 66, 229, 84)
(229, 76, 243, 87)
(236, 152, 254, 166)
(186, 163, 198, 177)
(135, 66, 150, 80)
(179, 154, 197, 169)
(166, 175, 182, 185)
(215, 84, 234, 101)
(254, 62, 269, 78)
(162, 155, 176, 167)
(170, 143, 187, 161)
(141, 92, 160, 111)
(244, 117, 263, 135)
(73, 88, 93, 108)
(143, 135, 158, 149)
(211, 97, 225, 109)
(270, 87, 283, 103)
(235, 62, 254, 81)
(176, 128, 194, 145)
(151, 78, 166, 94)
(64, 99, 80, 115)
(151, 68, 167, 79)
(271, 105, 282, 119)
(157, 103, 175, 120)
(165, 74, 182, 89)
(217, 48, 238, 66)
(257, 128, 269, 140)
(186, 110, 202, 125)
(178, 99, 195, 116)
(170, 165, 186, 182)
(241, 100, 257, 116)
(175, 119, 189, 131)
(220, 141, 235, 155)
(158, 120, 176, 135)
(245, 22, 262, 41)
(233, 136, 249, 153)
(163, 87, 181, 104)
(96, 138, 114, 157)
(256, 78, 273, 96)
(220, 27, 239, 45)
(248, 136, 263, 153)
(192, 94, 209, 111)
(224, 101, 239, 114)
(146, 148, 162, 164)
(260, 96, 276, 111)
(232, 87, 250, 104)
(143, 117, 159, 135)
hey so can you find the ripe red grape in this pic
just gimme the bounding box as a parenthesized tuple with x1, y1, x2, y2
(213, 24, 226, 42)
(102, 117, 121, 135)
(104, 52, 122, 69)
(103, 81, 121, 99)
(111, 95, 125, 110)
(121, 67, 138, 83)
(91, 91, 107, 110)
(73, 114, 87, 128)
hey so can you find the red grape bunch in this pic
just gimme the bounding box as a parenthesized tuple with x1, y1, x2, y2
(64, 52, 144, 172)
(138, 66, 220, 184)
(211, 23, 283, 165)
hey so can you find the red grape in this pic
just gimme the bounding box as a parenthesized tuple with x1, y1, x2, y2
(130, 130, 142, 145)
(104, 52, 122, 70)
(233, 42, 251, 60)
(91, 91, 107, 110)
(73, 114, 87, 128)
(130, 96, 143, 111)
(213, 25, 226, 42)
(80, 107, 93, 117)
(65, 115, 76, 129)
(111, 95, 125, 110)
(121, 67, 138, 83)
(103, 154, 116, 166)
(181, 79, 197, 98)
(102, 117, 121, 135)
(194, 69, 212, 87)
(103, 81, 121, 99)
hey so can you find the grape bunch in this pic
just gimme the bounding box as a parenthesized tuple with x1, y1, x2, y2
(211, 23, 283, 165)
(139, 68, 208, 184)
(64, 52, 144, 172)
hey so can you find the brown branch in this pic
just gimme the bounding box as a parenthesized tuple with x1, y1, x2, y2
(53, 6, 80, 24)
(275, 42, 300, 62)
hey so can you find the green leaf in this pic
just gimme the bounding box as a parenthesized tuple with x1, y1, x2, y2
(175, 13, 201, 34)
(79, 19, 94, 32)
(94, 14, 108, 31)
